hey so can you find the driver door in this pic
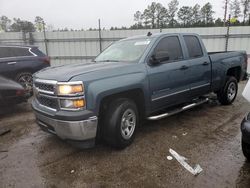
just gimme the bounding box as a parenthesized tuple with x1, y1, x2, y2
(147, 35, 192, 111)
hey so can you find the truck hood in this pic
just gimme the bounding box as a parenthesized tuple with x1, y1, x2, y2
(34, 62, 138, 82)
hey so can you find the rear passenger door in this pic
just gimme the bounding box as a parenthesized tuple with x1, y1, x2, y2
(0, 47, 16, 79)
(0, 46, 35, 79)
(182, 35, 211, 97)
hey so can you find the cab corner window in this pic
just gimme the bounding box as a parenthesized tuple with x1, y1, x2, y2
(154, 36, 183, 63)
(184, 36, 203, 58)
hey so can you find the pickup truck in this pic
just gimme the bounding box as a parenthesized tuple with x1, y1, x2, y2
(32, 33, 247, 149)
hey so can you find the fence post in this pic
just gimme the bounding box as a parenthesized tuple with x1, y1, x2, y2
(28, 32, 34, 45)
(43, 21, 49, 55)
(225, 14, 231, 52)
(22, 31, 27, 44)
(98, 19, 102, 53)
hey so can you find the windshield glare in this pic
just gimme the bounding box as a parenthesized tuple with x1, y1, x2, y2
(95, 39, 151, 62)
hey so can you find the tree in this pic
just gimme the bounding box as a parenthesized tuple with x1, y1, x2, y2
(178, 6, 193, 26)
(34, 16, 44, 32)
(230, 0, 241, 18)
(215, 18, 224, 26)
(134, 11, 143, 26)
(141, 9, 151, 28)
(168, 0, 179, 27)
(143, 2, 157, 28)
(241, 0, 250, 24)
(155, 3, 168, 28)
(200, 3, 215, 25)
(10, 18, 35, 32)
(0, 15, 11, 31)
(192, 4, 201, 25)
(136, 2, 167, 29)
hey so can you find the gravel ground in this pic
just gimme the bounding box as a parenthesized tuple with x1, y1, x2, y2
(1, 81, 250, 188)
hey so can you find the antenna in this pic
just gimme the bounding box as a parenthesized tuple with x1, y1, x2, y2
(147, 32, 152, 37)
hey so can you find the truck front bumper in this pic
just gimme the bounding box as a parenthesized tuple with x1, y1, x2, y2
(35, 112, 98, 141)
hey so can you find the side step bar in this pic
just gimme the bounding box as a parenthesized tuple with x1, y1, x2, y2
(147, 98, 209, 121)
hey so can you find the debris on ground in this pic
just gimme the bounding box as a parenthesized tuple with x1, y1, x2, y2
(182, 132, 188, 136)
(0, 128, 11, 136)
(169, 148, 203, 176)
(167, 156, 173, 160)
(70, 170, 75, 174)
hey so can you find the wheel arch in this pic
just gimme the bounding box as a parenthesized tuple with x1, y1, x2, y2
(98, 88, 146, 121)
(226, 66, 241, 82)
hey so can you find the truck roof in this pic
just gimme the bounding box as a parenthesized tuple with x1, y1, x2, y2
(123, 32, 199, 41)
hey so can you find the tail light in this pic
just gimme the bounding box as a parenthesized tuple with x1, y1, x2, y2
(16, 89, 25, 96)
(41, 56, 51, 66)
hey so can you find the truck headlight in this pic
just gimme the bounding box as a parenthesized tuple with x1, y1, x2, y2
(60, 98, 85, 109)
(57, 82, 84, 96)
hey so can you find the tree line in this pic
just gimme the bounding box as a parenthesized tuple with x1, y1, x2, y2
(131, 0, 250, 29)
(0, 16, 56, 32)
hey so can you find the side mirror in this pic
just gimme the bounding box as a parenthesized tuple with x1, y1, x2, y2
(150, 51, 170, 65)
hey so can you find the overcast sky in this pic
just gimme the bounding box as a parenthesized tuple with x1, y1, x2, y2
(0, 0, 224, 29)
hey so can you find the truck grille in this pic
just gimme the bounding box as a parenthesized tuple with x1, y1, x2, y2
(37, 95, 58, 109)
(34, 79, 58, 111)
(35, 82, 54, 92)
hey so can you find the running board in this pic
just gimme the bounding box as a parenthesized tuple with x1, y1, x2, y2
(147, 98, 209, 121)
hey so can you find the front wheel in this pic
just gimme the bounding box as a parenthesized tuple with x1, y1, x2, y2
(102, 98, 139, 149)
(217, 76, 238, 105)
(15, 72, 33, 96)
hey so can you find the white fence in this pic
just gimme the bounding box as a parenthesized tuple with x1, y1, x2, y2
(0, 26, 250, 68)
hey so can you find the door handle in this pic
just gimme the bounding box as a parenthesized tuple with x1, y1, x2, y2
(180, 65, 189, 70)
(7, 62, 16, 65)
(202, 62, 209, 66)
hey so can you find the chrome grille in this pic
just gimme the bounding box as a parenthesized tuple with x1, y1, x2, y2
(35, 82, 54, 92)
(34, 79, 58, 111)
(37, 95, 58, 109)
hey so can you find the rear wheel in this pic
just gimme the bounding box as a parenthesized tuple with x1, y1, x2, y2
(15, 72, 33, 96)
(217, 76, 238, 105)
(102, 98, 138, 149)
(242, 139, 250, 161)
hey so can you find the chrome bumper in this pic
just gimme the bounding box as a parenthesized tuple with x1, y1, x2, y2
(35, 112, 98, 141)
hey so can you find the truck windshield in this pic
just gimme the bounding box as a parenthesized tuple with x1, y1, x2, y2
(95, 38, 151, 62)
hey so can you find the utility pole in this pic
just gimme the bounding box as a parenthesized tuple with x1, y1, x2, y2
(225, 14, 231, 51)
(43, 21, 48, 55)
(223, 0, 228, 27)
(98, 19, 102, 53)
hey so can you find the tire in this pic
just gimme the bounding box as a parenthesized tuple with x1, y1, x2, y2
(217, 76, 238, 105)
(15, 72, 33, 96)
(242, 139, 250, 161)
(102, 98, 139, 149)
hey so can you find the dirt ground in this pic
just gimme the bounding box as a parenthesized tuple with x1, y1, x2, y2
(1, 82, 250, 188)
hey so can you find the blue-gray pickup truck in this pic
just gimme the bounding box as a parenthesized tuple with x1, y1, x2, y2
(32, 33, 247, 149)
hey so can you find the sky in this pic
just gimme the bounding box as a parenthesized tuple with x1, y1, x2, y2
(0, 0, 225, 30)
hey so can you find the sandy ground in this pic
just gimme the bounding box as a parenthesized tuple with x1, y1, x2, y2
(1, 82, 250, 188)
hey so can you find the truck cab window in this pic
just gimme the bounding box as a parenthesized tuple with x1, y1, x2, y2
(184, 36, 203, 58)
(154, 36, 183, 63)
